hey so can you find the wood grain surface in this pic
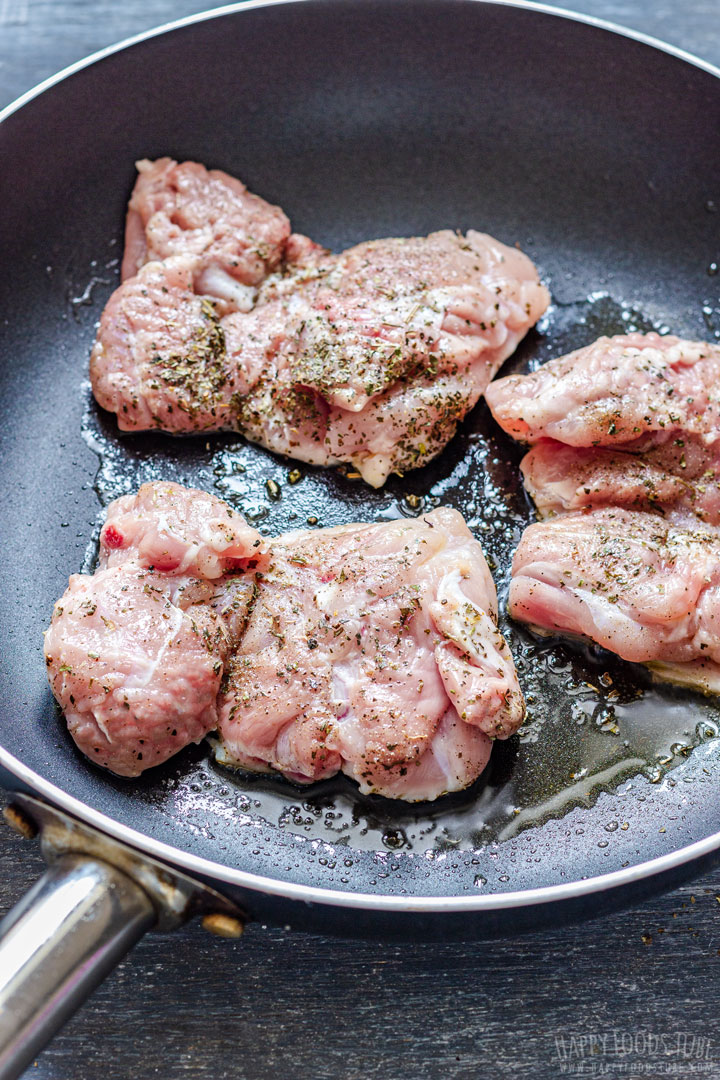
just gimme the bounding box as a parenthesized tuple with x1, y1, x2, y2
(2, 2, 720, 1079)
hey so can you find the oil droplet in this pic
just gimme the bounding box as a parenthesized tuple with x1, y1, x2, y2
(243, 503, 268, 523)
(402, 494, 423, 514)
(382, 829, 408, 850)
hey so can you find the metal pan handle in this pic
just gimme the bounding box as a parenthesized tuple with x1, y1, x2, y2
(0, 796, 246, 1080)
(0, 852, 156, 1080)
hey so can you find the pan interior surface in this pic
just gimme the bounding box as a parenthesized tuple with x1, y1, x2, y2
(1, 0, 719, 901)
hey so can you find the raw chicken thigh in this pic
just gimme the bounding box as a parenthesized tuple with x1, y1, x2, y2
(216, 508, 524, 800)
(46, 485, 524, 799)
(485, 330, 720, 692)
(521, 437, 720, 524)
(91, 158, 549, 485)
(485, 332, 720, 448)
(44, 483, 262, 776)
(121, 157, 291, 312)
(510, 508, 720, 694)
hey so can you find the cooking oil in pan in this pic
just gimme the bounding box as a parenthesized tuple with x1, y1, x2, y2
(79, 292, 720, 853)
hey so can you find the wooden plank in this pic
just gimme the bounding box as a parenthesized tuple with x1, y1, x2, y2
(1, 825, 719, 1079)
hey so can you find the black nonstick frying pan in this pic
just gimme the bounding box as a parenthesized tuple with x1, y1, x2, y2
(1, 0, 720, 1074)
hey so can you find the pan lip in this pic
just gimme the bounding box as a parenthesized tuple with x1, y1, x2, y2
(2, 0, 720, 914)
(0, 0, 719, 127)
(3, 744, 720, 912)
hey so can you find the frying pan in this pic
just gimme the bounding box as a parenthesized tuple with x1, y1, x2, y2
(1, 0, 720, 1073)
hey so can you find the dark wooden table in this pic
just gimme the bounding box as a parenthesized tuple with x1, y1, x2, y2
(2, 2, 720, 1078)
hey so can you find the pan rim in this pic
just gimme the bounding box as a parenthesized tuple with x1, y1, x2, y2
(4, 744, 720, 913)
(2, 0, 720, 913)
(1, 0, 719, 129)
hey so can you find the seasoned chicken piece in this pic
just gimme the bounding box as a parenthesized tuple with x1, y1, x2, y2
(121, 158, 291, 312)
(216, 508, 524, 801)
(45, 484, 263, 776)
(509, 508, 720, 693)
(45, 568, 231, 776)
(92, 229, 549, 485)
(99, 480, 263, 576)
(488, 332, 720, 688)
(521, 437, 720, 523)
(257, 230, 547, 412)
(46, 486, 524, 798)
(90, 257, 241, 431)
(485, 332, 720, 447)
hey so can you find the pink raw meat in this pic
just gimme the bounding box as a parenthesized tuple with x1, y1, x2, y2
(217, 508, 524, 800)
(509, 507, 720, 693)
(98, 479, 262, 576)
(485, 332, 720, 447)
(46, 486, 524, 798)
(92, 228, 549, 485)
(521, 437, 720, 524)
(45, 483, 262, 776)
(121, 158, 291, 312)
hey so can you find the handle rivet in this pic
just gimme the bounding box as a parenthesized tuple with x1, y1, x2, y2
(201, 913, 245, 939)
(3, 804, 38, 840)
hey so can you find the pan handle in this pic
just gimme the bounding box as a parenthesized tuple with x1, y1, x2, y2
(0, 852, 156, 1080)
